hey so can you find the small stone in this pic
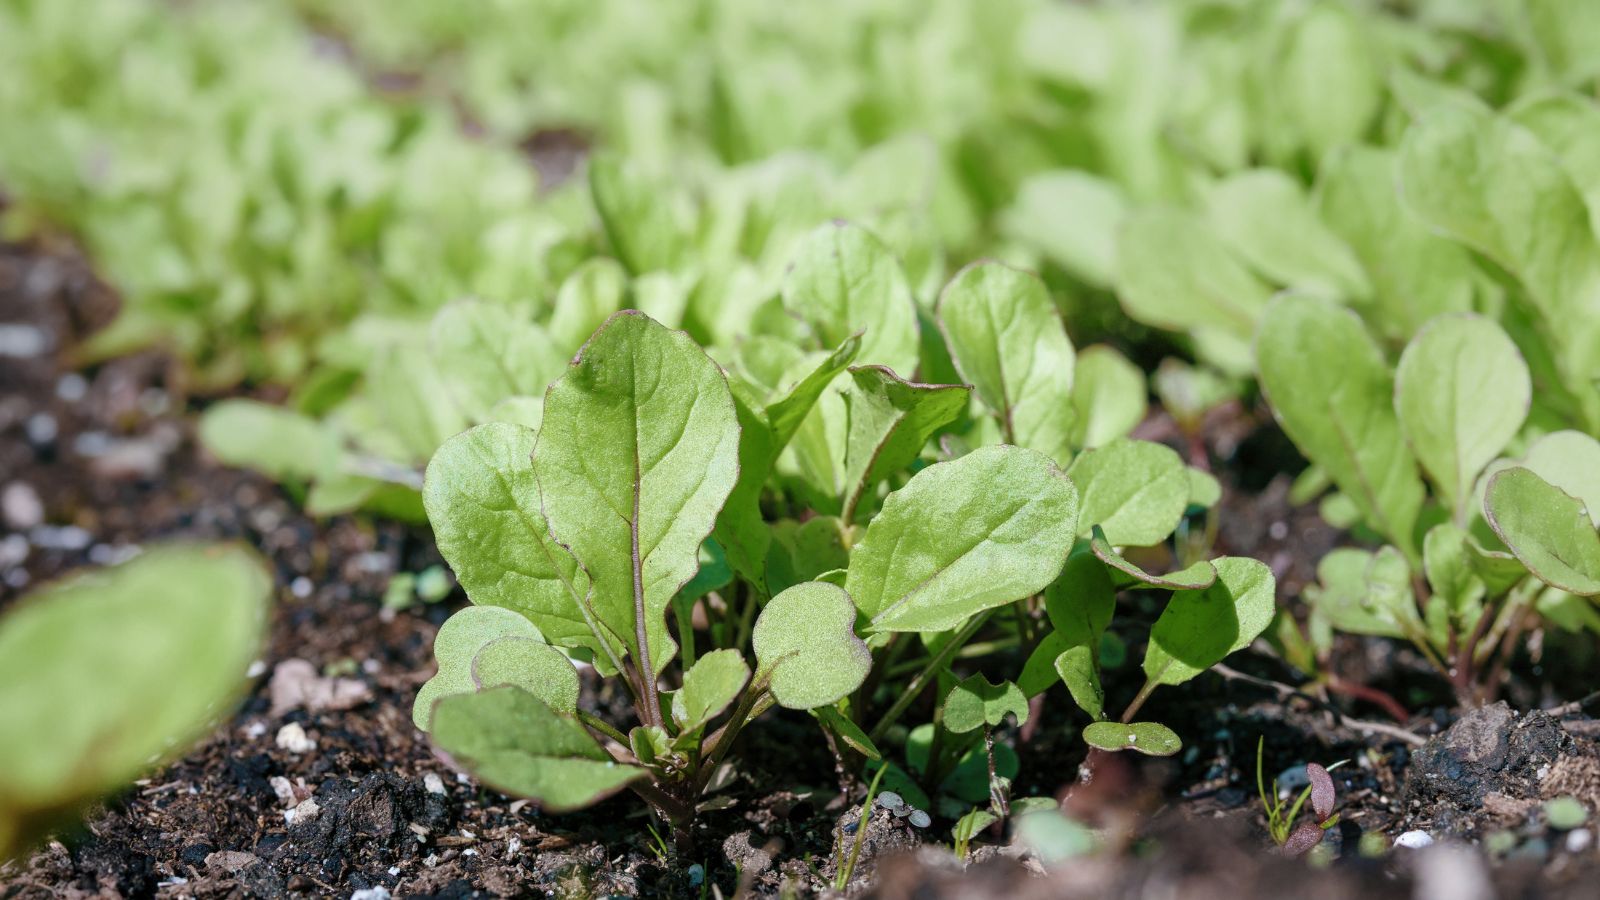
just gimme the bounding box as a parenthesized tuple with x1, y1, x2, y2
(2, 482, 44, 530)
(424, 773, 446, 795)
(1395, 830, 1435, 849)
(687, 863, 705, 886)
(203, 850, 259, 874)
(275, 723, 316, 754)
(0, 323, 49, 358)
(291, 576, 314, 598)
(908, 809, 931, 828)
(349, 888, 390, 900)
(284, 797, 320, 825)
(876, 791, 904, 810)
(56, 373, 87, 402)
(1567, 829, 1593, 853)
(25, 413, 57, 447)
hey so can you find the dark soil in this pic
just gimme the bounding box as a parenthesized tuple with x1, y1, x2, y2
(4, 238, 1600, 898)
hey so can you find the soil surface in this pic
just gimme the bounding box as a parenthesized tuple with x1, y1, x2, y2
(3, 238, 1600, 898)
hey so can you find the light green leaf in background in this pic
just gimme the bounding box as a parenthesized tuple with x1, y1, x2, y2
(200, 399, 340, 483)
(1082, 721, 1181, 757)
(1142, 557, 1275, 687)
(752, 581, 870, 710)
(534, 312, 741, 677)
(937, 261, 1075, 464)
(589, 154, 689, 275)
(1207, 169, 1369, 300)
(1520, 430, 1600, 527)
(548, 257, 629, 351)
(1187, 469, 1222, 509)
(414, 605, 544, 730)
(1152, 358, 1235, 434)
(424, 424, 599, 666)
(1090, 526, 1217, 590)
(1511, 94, 1600, 238)
(1485, 467, 1600, 595)
(840, 365, 970, 522)
(1257, 295, 1425, 557)
(672, 648, 750, 733)
(430, 301, 565, 423)
(1264, 0, 1382, 163)
(429, 687, 645, 812)
(847, 446, 1079, 633)
(1117, 208, 1273, 341)
(781, 222, 920, 375)
(1071, 345, 1147, 450)
(1305, 547, 1407, 639)
(999, 170, 1126, 288)
(943, 675, 1029, 734)
(767, 336, 863, 448)
(1394, 314, 1530, 518)
(0, 545, 269, 862)
(1317, 145, 1476, 342)
(1067, 439, 1190, 547)
(1423, 524, 1486, 639)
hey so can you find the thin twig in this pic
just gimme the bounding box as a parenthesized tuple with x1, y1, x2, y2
(1544, 690, 1600, 717)
(1211, 663, 1427, 747)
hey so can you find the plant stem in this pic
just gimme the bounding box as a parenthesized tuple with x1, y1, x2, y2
(1118, 678, 1161, 724)
(576, 710, 630, 747)
(868, 608, 995, 743)
(694, 686, 774, 795)
(835, 763, 888, 891)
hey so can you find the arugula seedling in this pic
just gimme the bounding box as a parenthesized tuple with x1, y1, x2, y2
(1256, 738, 1341, 857)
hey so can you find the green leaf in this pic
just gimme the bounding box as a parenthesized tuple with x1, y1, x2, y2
(0, 545, 269, 861)
(942, 675, 1029, 734)
(416, 606, 543, 729)
(474, 637, 581, 710)
(952, 808, 1000, 844)
(548, 258, 629, 351)
(1142, 557, 1275, 686)
(1044, 551, 1117, 647)
(840, 366, 970, 521)
(1187, 469, 1222, 509)
(812, 706, 880, 760)
(1067, 439, 1190, 547)
(1423, 524, 1486, 639)
(430, 301, 564, 423)
(782, 222, 919, 375)
(848, 445, 1079, 633)
(1394, 315, 1530, 517)
(1071, 346, 1147, 449)
(937, 261, 1075, 463)
(1081, 721, 1181, 757)
(766, 516, 850, 597)
(1267, 1, 1381, 162)
(199, 399, 339, 482)
(672, 648, 750, 733)
(767, 336, 863, 449)
(1257, 295, 1424, 556)
(629, 725, 673, 768)
(1053, 645, 1104, 720)
(1152, 358, 1235, 432)
(752, 582, 871, 710)
(1207, 169, 1369, 300)
(589, 154, 688, 275)
(429, 687, 645, 812)
(1090, 526, 1217, 590)
(1116, 208, 1272, 340)
(534, 311, 741, 676)
(424, 424, 600, 667)
(1521, 430, 1600, 528)
(1000, 170, 1126, 288)
(1019, 631, 1072, 698)
(1485, 467, 1600, 595)
(1305, 548, 1407, 638)
(1317, 145, 1475, 342)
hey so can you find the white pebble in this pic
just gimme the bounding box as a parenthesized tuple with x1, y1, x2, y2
(349, 888, 390, 900)
(1567, 828, 1593, 853)
(275, 723, 317, 754)
(424, 773, 446, 795)
(291, 576, 313, 598)
(2, 482, 44, 530)
(246, 660, 268, 679)
(56, 373, 87, 402)
(1395, 830, 1435, 849)
(284, 797, 320, 825)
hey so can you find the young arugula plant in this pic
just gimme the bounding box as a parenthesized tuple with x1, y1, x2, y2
(1257, 296, 1587, 705)
(0, 545, 270, 862)
(1256, 739, 1340, 857)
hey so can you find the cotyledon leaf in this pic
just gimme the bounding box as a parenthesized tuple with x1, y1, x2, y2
(1257, 295, 1425, 558)
(1089, 526, 1217, 590)
(429, 687, 646, 813)
(752, 582, 870, 710)
(781, 222, 920, 375)
(671, 648, 750, 733)
(414, 605, 543, 730)
(1082, 721, 1181, 757)
(472, 637, 581, 716)
(1485, 467, 1600, 595)
(423, 423, 603, 668)
(937, 261, 1075, 464)
(534, 311, 741, 678)
(847, 445, 1079, 633)
(942, 675, 1029, 734)
(840, 365, 970, 522)
(1067, 439, 1191, 547)
(1142, 557, 1276, 686)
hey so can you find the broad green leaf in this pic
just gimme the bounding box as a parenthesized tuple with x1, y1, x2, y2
(368, 348, 471, 464)
(1521, 431, 1600, 527)
(813, 705, 880, 760)
(1511, 94, 1600, 238)
(1266, 1, 1381, 162)
(474, 637, 581, 712)
(848, 446, 1079, 633)
(1485, 467, 1600, 595)
(548, 258, 629, 351)
(1423, 524, 1485, 639)
(1395, 315, 1529, 516)
(1305, 548, 1406, 638)
(1067, 439, 1190, 547)
(429, 687, 645, 812)
(1207, 169, 1369, 299)
(534, 312, 740, 677)
(1044, 551, 1117, 647)
(1317, 145, 1475, 342)
(1019, 631, 1073, 698)
(1000, 170, 1126, 288)
(1142, 557, 1275, 686)
(942, 675, 1029, 734)
(671, 648, 749, 733)
(0, 545, 269, 861)
(1081, 721, 1181, 757)
(589, 154, 688, 275)
(937, 261, 1075, 463)
(1090, 526, 1217, 590)
(1071, 346, 1147, 449)
(752, 582, 870, 710)
(430, 301, 564, 422)
(199, 399, 339, 482)
(1257, 296, 1425, 556)
(414, 605, 543, 730)
(766, 516, 850, 597)
(840, 366, 970, 521)
(767, 336, 863, 448)
(424, 424, 599, 666)
(1053, 645, 1104, 720)
(781, 222, 919, 375)
(1116, 208, 1273, 340)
